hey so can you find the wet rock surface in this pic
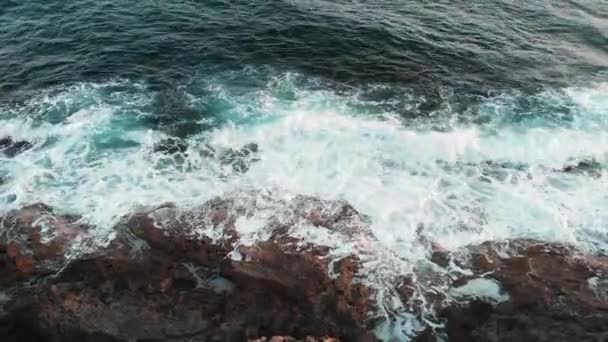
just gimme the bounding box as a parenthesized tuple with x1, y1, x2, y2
(0, 196, 607, 341)
(0, 196, 376, 342)
(0, 204, 88, 287)
(153, 138, 189, 155)
(153, 140, 261, 173)
(0, 137, 32, 158)
(218, 143, 260, 173)
(559, 158, 603, 177)
(415, 239, 608, 342)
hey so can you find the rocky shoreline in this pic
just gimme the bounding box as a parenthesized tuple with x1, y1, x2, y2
(1, 196, 607, 341)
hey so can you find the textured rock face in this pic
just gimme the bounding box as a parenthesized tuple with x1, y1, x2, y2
(1, 197, 608, 342)
(0, 196, 376, 342)
(417, 239, 608, 342)
(0, 204, 87, 286)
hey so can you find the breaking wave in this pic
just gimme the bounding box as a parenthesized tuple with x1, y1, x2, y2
(1, 73, 607, 338)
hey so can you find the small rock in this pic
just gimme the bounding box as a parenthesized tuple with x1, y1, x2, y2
(0, 137, 12, 148)
(0, 137, 32, 157)
(152, 138, 188, 155)
(560, 159, 602, 177)
(218, 142, 260, 173)
(430, 248, 450, 268)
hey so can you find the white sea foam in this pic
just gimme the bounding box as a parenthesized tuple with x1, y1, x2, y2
(449, 278, 510, 303)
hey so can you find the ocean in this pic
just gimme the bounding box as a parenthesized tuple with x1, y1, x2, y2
(0, 1, 607, 339)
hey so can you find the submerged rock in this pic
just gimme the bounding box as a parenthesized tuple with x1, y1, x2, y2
(152, 139, 261, 173)
(559, 159, 603, 177)
(0, 137, 32, 158)
(152, 137, 188, 155)
(436, 158, 606, 185)
(218, 142, 260, 173)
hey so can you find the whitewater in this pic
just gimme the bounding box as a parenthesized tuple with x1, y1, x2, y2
(0, 73, 606, 337)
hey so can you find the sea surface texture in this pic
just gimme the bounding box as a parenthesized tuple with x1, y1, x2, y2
(0, 0, 607, 339)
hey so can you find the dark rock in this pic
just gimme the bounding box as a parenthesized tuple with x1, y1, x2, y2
(152, 138, 188, 155)
(0, 204, 88, 287)
(0, 137, 13, 148)
(560, 159, 603, 177)
(199, 143, 217, 158)
(430, 249, 450, 268)
(242, 143, 259, 154)
(415, 224, 450, 268)
(0, 137, 32, 158)
(125, 201, 239, 267)
(186, 142, 260, 172)
(429, 239, 608, 342)
(10, 196, 608, 342)
(218, 143, 260, 173)
(0, 196, 377, 342)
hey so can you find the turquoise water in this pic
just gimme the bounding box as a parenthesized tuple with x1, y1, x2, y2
(1, 74, 607, 263)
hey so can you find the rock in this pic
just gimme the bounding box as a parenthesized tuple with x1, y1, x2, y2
(5, 197, 608, 342)
(218, 143, 260, 173)
(415, 224, 450, 268)
(430, 249, 450, 268)
(162, 141, 260, 173)
(0, 137, 32, 158)
(224, 243, 373, 339)
(242, 143, 259, 154)
(199, 143, 217, 158)
(560, 159, 603, 177)
(124, 200, 239, 266)
(0, 204, 87, 287)
(292, 195, 365, 225)
(431, 239, 608, 342)
(152, 137, 188, 155)
(0, 196, 377, 341)
(0, 137, 13, 148)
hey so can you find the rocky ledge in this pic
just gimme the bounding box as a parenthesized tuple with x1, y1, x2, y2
(428, 239, 608, 342)
(0, 196, 607, 342)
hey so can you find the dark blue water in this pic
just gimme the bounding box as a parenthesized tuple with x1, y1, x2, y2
(1, 1, 607, 94)
(0, 1, 607, 339)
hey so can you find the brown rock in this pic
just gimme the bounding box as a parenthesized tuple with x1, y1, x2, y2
(438, 239, 608, 342)
(0, 196, 378, 342)
(9, 199, 607, 342)
(0, 204, 87, 286)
